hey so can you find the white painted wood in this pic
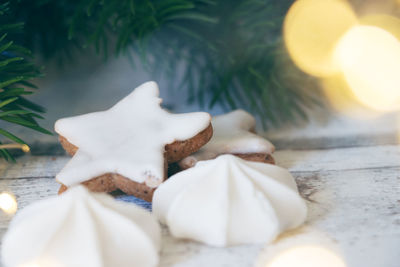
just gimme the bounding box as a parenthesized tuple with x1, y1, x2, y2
(294, 169, 400, 267)
(2, 144, 400, 179)
(0, 145, 399, 267)
(0, 156, 68, 179)
(0, 178, 59, 234)
(276, 144, 400, 172)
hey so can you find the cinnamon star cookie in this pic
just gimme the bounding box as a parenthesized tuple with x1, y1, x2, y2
(55, 81, 212, 201)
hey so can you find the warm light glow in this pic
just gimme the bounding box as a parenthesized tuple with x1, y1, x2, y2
(266, 246, 346, 267)
(321, 75, 381, 119)
(284, 0, 357, 77)
(18, 264, 40, 267)
(0, 192, 17, 215)
(335, 25, 400, 111)
(360, 14, 400, 40)
(18, 259, 64, 267)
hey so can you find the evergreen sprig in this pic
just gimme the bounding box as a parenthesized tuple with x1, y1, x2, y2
(140, 0, 320, 127)
(7, 0, 319, 128)
(0, 2, 50, 161)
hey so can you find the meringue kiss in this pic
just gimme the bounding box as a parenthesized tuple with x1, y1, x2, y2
(1, 186, 161, 267)
(153, 155, 307, 247)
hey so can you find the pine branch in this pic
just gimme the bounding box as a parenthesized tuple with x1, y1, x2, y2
(0, 2, 50, 161)
(139, 0, 320, 127)
(7, 0, 320, 128)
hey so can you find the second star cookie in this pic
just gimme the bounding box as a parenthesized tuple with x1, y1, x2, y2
(55, 81, 212, 201)
(178, 109, 274, 169)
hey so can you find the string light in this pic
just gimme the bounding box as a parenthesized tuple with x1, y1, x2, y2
(0, 143, 30, 153)
(284, 0, 400, 114)
(284, 0, 357, 77)
(266, 246, 346, 267)
(18, 264, 40, 267)
(255, 228, 347, 267)
(321, 75, 381, 119)
(0, 192, 17, 215)
(334, 25, 400, 111)
(360, 13, 400, 40)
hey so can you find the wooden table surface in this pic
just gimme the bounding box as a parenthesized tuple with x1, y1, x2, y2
(0, 134, 399, 267)
(0, 57, 399, 266)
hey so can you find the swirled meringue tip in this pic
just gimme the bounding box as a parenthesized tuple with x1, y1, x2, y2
(153, 154, 307, 247)
(1, 185, 161, 267)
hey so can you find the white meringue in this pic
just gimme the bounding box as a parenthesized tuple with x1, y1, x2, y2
(153, 155, 307, 247)
(1, 186, 161, 267)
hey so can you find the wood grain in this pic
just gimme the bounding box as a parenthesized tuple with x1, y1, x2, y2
(0, 144, 400, 267)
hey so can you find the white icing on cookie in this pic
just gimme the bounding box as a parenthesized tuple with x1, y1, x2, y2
(1, 186, 161, 267)
(153, 155, 307, 247)
(179, 109, 274, 169)
(55, 81, 211, 187)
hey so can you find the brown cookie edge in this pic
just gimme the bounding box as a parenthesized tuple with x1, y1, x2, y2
(58, 123, 213, 163)
(58, 173, 117, 194)
(179, 152, 275, 170)
(58, 173, 156, 202)
(235, 153, 275, 165)
(112, 174, 156, 202)
(165, 123, 213, 163)
(57, 123, 212, 201)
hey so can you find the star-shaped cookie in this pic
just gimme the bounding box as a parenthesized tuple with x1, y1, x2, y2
(55, 81, 212, 201)
(178, 109, 274, 169)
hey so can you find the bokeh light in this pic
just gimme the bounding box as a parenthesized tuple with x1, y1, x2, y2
(18, 264, 40, 267)
(321, 75, 381, 119)
(18, 259, 64, 267)
(0, 192, 17, 215)
(334, 25, 400, 111)
(266, 246, 346, 267)
(255, 228, 347, 267)
(360, 14, 400, 40)
(284, 0, 357, 77)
